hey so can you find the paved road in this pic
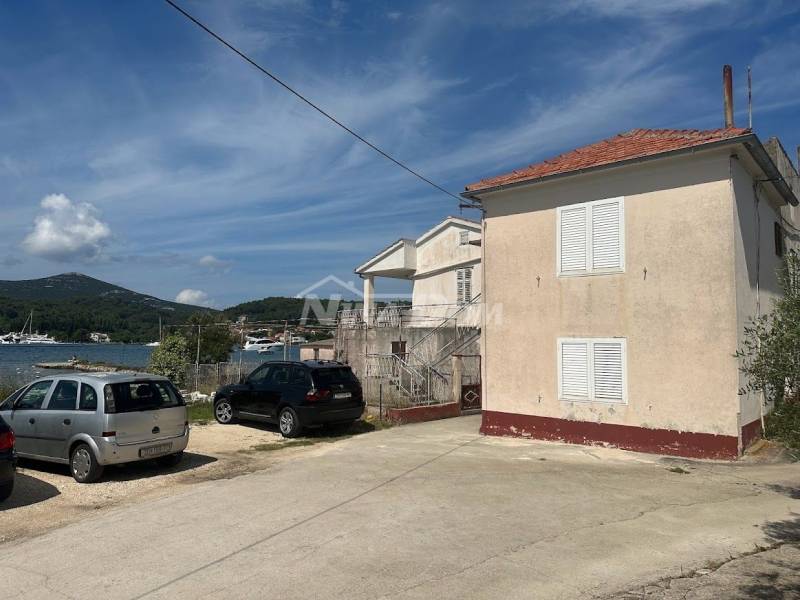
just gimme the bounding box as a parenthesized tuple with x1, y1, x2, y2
(2, 416, 798, 599)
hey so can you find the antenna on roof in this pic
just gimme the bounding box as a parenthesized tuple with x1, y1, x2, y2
(723, 65, 735, 128)
(747, 66, 753, 130)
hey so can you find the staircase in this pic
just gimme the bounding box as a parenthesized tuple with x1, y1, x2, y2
(364, 295, 481, 407)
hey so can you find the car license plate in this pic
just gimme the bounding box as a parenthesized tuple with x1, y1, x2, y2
(334, 392, 351, 399)
(139, 442, 173, 458)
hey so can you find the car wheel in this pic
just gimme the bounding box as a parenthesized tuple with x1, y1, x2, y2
(157, 451, 184, 468)
(70, 443, 104, 484)
(0, 480, 13, 501)
(278, 407, 301, 438)
(214, 399, 235, 424)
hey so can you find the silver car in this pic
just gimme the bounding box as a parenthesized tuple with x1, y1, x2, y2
(0, 373, 190, 483)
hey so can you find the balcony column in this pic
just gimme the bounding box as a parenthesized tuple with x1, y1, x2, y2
(362, 276, 375, 325)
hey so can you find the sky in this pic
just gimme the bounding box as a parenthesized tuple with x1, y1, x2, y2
(1, 0, 798, 308)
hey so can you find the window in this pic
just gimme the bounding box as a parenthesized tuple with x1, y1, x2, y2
(557, 197, 624, 276)
(47, 380, 79, 410)
(14, 381, 53, 410)
(104, 381, 184, 414)
(558, 338, 626, 403)
(775, 222, 785, 257)
(459, 230, 469, 246)
(290, 366, 310, 386)
(457, 267, 473, 305)
(269, 365, 292, 385)
(79, 383, 98, 411)
(248, 364, 272, 384)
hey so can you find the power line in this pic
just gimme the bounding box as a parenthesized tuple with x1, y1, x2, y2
(162, 0, 461, 203)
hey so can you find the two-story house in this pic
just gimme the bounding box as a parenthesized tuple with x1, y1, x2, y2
(462, 127, 799, 458)
(336, 216, 482, 407)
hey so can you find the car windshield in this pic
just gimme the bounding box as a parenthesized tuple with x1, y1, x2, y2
(106, 381, 185, 414)
(312, 367, 357, 386)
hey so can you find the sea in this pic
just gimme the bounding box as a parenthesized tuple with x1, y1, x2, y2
(0, 344, 301, 385)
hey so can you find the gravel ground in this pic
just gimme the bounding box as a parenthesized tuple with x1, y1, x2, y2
(0, 420, 363, 545)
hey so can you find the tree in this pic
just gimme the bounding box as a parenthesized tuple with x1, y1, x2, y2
(181, 312, 236, 364)
(736, 252, 800, 448)
(148, 334, 191, 386)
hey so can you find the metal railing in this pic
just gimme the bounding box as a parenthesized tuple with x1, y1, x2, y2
(337, 301, 480, 330)
(364, 353, 451, 407)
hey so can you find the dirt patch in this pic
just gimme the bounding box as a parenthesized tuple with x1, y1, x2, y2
(0, 419, 382, 545)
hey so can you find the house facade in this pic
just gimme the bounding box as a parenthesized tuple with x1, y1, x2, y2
(336, 216, 482, 407)
(463, 128, 799, 459)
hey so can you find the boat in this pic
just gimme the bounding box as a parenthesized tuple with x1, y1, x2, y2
(244, 338, 276, 352)
(19, 333, 59, 345)
(146, 341, 161, 347)
(7, 311, 59, 345)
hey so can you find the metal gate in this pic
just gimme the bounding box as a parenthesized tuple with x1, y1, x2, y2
(457, 354, 482, 411)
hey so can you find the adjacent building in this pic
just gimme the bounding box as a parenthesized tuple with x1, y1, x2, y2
(462, 127, 799, 458)
(336, 216, 482, 407)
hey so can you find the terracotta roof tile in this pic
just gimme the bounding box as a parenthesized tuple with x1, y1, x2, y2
(465, 127, 751, 192)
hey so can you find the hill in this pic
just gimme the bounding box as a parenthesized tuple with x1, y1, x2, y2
(0, 273, 211, 343)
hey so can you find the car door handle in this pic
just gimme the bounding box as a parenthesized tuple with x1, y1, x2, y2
(28, 418, 35, 424)
(63, 419, 71, 426)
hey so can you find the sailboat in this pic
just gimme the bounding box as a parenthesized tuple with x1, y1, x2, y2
(15, 311, 59, 345)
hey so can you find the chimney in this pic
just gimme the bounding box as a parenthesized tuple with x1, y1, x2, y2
(723, 65, 734, 128)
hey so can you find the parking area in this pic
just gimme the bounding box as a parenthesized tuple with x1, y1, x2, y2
(2, 415, 798, 599)
(0, 418, 370, 544)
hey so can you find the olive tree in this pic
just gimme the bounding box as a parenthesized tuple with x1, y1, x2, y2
(736, 252, 800, 448)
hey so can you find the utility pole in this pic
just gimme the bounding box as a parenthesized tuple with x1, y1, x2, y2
(195, 324, 201, 392)
(283, 320, 289, 360)
(238, 328, 244, 381)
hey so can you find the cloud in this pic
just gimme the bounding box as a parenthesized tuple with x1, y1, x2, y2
(175, 288, 215, 307)
(0, 255, 22, 267)
(22, 194, 112, 262)
(198, 254, 233, 272)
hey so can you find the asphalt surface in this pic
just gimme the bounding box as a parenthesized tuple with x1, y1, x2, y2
(2, 415, 798, 599)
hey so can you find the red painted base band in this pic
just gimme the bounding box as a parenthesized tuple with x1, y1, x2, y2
(480, 410, 749, 460)
(740, 417, 763, 451)
(388, 402, 461, 425)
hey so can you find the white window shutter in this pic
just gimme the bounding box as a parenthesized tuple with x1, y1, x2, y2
(593, 342, 623, 401)
(459, 230, 469, 245)
(561, 341, 589, 398)
(463, 268, 472, 303)
(456, 269, 465, 305)
(591, 200, 621, 270)
(560, 206, 587, 273)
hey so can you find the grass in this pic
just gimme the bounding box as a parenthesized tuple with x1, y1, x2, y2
(187, 402, 215, 425)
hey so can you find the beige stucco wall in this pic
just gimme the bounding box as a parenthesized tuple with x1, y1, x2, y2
(481, 149, 744, 436)
(731, 157, 795, 427)
(410, 221, 482, 325)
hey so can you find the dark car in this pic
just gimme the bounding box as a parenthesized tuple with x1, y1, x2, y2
(213, 361, 364, 437)
(0, 414, 16, 501)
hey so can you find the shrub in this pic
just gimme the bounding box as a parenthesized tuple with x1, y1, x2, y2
(148, 334, 191, 386)
(737, 253, 800, 449)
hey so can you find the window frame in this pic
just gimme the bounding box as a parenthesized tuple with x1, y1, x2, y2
(556, 197, 625, 277)
(557, 337, 627, 404)
(459, 230, 469, 246)
(79, 382, 99, 412)
(45, 379, 80, 411)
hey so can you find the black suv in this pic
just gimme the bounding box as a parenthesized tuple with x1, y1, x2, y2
(0, 414, 16, 501)
(213, 361, 364, 437)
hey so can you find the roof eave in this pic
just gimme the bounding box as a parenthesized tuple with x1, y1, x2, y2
(461, 133, 797, 206)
